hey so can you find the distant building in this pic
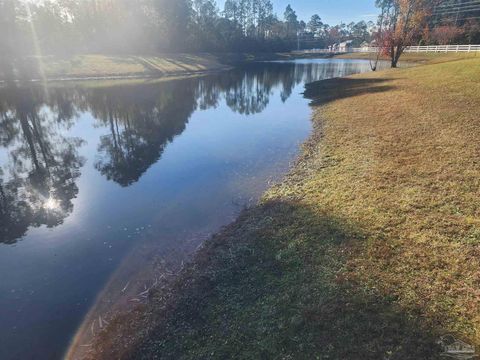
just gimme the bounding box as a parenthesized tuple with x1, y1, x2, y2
(329, 43, 339, 52)
(338, 40, 353, 52)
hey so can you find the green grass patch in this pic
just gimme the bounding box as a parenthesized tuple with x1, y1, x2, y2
(2, 53, 228, 81)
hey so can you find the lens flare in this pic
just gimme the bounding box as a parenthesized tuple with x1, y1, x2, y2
(43, 197, 60, 211)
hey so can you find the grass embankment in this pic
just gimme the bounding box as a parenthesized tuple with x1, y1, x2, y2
(3, 51, 334, 81)
(88, 57, 480, 359)
(334, 51, 479, 64)
(3, 53, 229, 81)
(30, 52, 338, 79)
(7, 52, 474, 81)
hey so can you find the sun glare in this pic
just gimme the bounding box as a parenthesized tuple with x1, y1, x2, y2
(43, 197, 60, 211)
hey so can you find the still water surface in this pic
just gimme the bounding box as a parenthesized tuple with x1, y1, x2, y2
(0, 59, 385, 359)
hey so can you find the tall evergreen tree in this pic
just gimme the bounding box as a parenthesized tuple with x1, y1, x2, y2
(284, 4, 298, 38)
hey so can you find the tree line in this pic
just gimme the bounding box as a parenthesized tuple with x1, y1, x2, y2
(0, 0, 378, 57)
(0, 0, 478, 71)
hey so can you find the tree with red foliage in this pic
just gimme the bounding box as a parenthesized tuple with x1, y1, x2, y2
(376, 0, 437, 68)
(431, 25, 464, 44)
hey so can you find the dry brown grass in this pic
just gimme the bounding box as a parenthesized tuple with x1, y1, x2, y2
(298, 57, 480, 343)
(85, 57, 480, 360)
(334, 51, 480, 64)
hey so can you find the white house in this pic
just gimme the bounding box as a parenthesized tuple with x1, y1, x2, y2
(338, 40, 353, 52)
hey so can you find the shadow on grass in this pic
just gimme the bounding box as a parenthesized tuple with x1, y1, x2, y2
(304, 77, 395, 106)
(92, 200, 441, 360)
(131, 57, 164, 74)
(165, 58, 193, 71)
(108, 56, 141, 66)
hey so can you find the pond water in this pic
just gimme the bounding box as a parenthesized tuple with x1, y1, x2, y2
(0, 59, 386, 360)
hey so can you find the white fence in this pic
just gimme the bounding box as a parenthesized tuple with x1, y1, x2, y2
(404, 45, 480, 53)
(297, 44, 480, 54)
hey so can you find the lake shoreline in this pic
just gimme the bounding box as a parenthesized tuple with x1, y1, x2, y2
(81, 54, 480, 359)
(0, 52, 318, 83)
(0, 67, 232, 84)
(0, 51, 381, 84)
(2, 52, 471, 84)
(0, 53, 232, 83)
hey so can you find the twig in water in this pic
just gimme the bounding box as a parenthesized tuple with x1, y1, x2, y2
(90, 320, 96, 336)
(138, 289, 149, 297)
(121, 281, 130, 293)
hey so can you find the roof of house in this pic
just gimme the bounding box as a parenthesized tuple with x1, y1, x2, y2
(339, 40, 353, 47)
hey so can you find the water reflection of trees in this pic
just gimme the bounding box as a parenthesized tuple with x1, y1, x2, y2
(0, 61, 356, 243)
(83, 82, 199, 187)
(0, 87, 85, 244)
(83, 62, 319, 187)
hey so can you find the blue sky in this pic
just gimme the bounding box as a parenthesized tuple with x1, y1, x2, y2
(217, 0, 379, 25)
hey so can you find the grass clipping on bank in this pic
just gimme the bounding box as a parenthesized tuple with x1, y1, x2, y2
(89, 57, 480, 360)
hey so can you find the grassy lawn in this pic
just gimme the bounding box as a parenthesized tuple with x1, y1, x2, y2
(334, 51, 480, 64)
(4, 52, 314, 80)
(86, 56, 480, 360)
(3, 53, 228, 80)
(9, 52, 476, 81)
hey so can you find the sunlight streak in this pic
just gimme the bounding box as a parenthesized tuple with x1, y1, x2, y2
(25, 2, 49, 96)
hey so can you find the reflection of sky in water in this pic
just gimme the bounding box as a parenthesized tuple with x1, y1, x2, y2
(0, 59, 383, 360)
